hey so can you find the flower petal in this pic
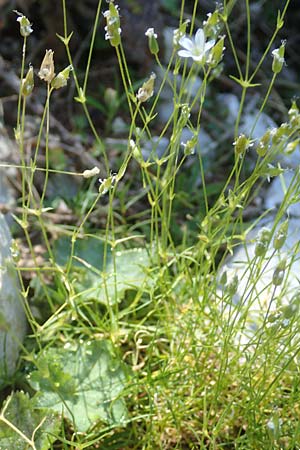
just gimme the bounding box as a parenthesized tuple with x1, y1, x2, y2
(195, 29, 205, 50)
(178, 36, 194, 52)
(178, 49, 193, 58)
(204, 39, 216, 53)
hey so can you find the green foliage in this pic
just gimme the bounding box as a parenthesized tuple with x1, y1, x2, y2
(0, 392, 60, 450)
(2, 0, 300, 448)
(27, 340, 129, 432)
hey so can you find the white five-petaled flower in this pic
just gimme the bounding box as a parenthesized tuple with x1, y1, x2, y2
(178, 28, 215, 63)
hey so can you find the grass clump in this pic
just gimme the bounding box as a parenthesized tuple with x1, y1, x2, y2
(0, 0, 300, 448)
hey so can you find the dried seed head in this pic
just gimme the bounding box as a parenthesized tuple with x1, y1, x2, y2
(38, 50, 55, 83)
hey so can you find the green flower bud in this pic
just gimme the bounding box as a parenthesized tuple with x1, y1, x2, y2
(22, 65, 34, 96)
(272, 41, 286, 74)
(173, 20, 190, 46)
(288, 100, 299, 122)
(136, 73, 156, 103)
(288, 100, 300, 129)
(15, 11, 33, 37)
(145, 28, 159, 55)
(273, 219, 288, 250)
(233, 134, 252, 156)
(256, 130, 271, 157)
(272, 258, 287, 286)
(226, 274, 238, 296)
(103, 2, 121, 47)
(219, 270, 227, 286)
(208, 36, 225, 68)
(51, 65, 73, 89)
(38, 49, 55, 83)
(271, 123, 290, 145)
(285, 139, 299, 155)
(255, 227, 271, 257)
(182, 134, 197, 156)
(203, 10, 221, 39)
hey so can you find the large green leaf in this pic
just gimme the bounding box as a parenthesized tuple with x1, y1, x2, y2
(76, 247, 152, 304)
(0, 391, 60, 450)
(27, 340, 129, 432)
(52, 236, 151, 304)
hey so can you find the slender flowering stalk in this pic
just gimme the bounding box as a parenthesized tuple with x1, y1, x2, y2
(178, 28, 215, 64)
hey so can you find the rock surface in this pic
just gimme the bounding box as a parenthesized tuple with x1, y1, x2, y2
(0, 213, 27, 385)
(220, 170, 300, 347)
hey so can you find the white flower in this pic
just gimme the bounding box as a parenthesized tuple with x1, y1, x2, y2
(178, 28, 215, 63)
(145, 28, 157, 39)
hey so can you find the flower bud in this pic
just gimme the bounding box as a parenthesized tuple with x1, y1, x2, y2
(219, 270, 227, 286)
(38, 50, 55, 83)
(272, 41, 286, 74)
(288, 101, 300, 129)
(21, 65, 34, 97)
(272, 258, 287, 286)
(203, 10, 221, 39)
(271, 123, 289, 145)
(256, 130, 271, 157)
(103, 2, 121, 47)
(208, 36, 225, 68)
(51, 65, 73, 89)
(255, 227, 271, 257)
(104, 87, 118, 107)
(285, 139, 299, 155)
(136, 73, 156, 103)
(233, 134, 252, 156)
(130, 139, 144, 164)
(288, 100, 299, 121)
(273, 219, 288, 250)
(173, 20, 190, 47)
(226, 274, 238, 297)
(182, 134, 197, 156)
(145, 28, 159, 55)
(15, 11, 33, 37)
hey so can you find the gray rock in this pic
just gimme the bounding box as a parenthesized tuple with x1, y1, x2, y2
(0, 213, 27, 384)
(219, 170, 300, 348)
